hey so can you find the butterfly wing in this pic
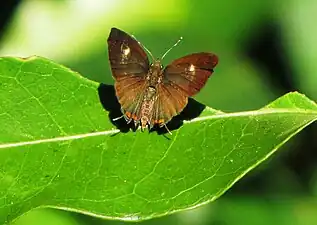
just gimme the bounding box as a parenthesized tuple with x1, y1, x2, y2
(152, 52, 218, 126)
(107, 27, 149, 79)
(107, 27, 149, 122)
(163, 52, 218, 96)
(151, 82, 188, 127)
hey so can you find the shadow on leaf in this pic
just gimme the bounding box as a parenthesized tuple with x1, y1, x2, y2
(97, 83, 206, 135)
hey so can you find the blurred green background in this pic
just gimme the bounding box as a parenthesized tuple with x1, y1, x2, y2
(0, 0, 316, 224)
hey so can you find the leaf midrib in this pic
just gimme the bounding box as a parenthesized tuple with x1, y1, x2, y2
(0, 108, 316, 150)
(185, 108, 317, 123)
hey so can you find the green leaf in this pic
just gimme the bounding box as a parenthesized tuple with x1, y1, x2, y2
(0, 56, 316, 224)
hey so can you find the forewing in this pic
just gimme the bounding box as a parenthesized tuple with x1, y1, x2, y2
(107, 28, 149, 122)
(107, 27, 149, 80)
(151, 83, 188, 126)
(163, 52, 218, 96)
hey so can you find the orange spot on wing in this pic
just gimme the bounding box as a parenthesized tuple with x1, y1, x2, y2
(158, 119, 164, 124)
(132, 114, 138, 120)
(153, 119, 164, 124)
(125, 111, 132, 118)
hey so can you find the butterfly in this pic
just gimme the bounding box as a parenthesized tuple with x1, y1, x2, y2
(107, 27, 218, 133)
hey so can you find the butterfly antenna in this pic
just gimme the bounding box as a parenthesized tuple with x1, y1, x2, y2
(161, 36, 183, 60)
(131, 34, 155, 61)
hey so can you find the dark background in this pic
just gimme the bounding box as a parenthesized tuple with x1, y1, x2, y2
(1, 0, 316, 224)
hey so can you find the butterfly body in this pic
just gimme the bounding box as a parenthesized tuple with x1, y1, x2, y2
(107, 28, 218, 132)
(139, 86, 156, 129)
(132, 60, 164, 129)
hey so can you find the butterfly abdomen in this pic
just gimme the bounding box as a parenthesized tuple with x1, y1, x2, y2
(140, 86, 157, 129)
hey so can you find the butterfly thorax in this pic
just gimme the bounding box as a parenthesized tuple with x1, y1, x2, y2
(147, 60, 163, 86)
(139, 61, 163, 129)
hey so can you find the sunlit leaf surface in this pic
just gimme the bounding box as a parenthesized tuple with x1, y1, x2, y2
(0, 57, 316, 223)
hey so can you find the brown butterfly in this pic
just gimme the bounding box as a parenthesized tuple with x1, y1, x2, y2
(107, 27, 218, 133)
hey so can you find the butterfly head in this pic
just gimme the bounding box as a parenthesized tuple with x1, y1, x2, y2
(151, 60, 163, 70)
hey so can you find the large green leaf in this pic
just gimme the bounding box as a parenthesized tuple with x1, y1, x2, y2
(0, 56, 316, 224)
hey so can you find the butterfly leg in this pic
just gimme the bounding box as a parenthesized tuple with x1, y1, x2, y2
(159, 123, 172, 135)
(112, 115, 124, 121)
(134, 119, 140, 129)
(148, 122, 154, 131)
